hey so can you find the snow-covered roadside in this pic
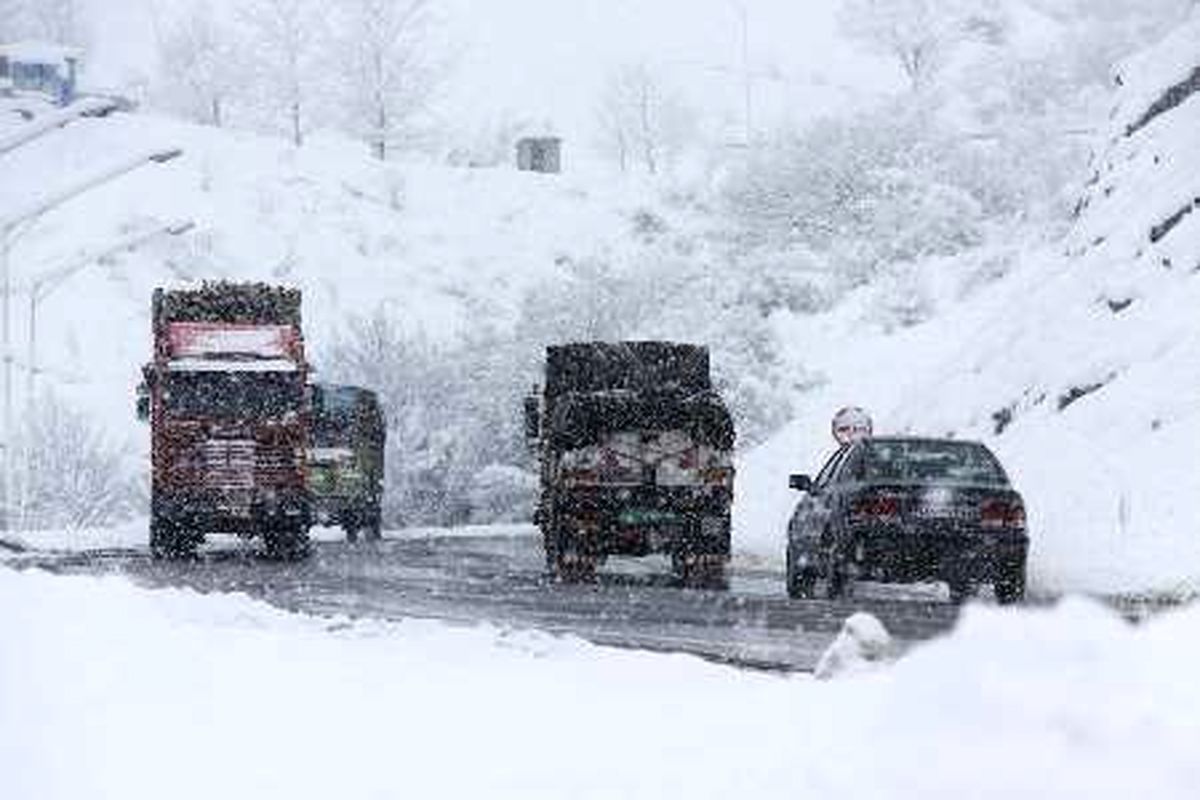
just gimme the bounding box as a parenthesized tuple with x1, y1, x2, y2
(2, 567, 1198, 799)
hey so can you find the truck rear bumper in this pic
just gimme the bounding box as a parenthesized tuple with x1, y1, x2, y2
(153, 488, 310, 535)
(552, 510, 731, 557)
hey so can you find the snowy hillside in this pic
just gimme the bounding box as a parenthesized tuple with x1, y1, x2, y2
(737, 11, 1200, 594)
(0, 106, 657, 443)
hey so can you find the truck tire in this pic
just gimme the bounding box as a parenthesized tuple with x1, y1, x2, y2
(553, 552, 597, 583)
(149, 515, 196, 559)
(264, 523, 311, 560)
(363, 507, 382, 542)
(672, 553, 728, 590)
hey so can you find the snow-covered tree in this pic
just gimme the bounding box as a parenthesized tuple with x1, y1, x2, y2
(240, 0, 328, 146)
(837, 0, 1003, 92)
(13, 391, 142, 530)
(334, 0, 445, 160)
(156, 2, 239, 127)
(595, 63, 696, 174)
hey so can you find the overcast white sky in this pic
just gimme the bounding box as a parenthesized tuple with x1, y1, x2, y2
(81, 0, 898, 147)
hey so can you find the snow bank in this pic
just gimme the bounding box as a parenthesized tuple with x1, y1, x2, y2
(2, 567, 1199, 799)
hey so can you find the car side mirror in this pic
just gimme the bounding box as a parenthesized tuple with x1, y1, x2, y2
(789, 473, 812, 492)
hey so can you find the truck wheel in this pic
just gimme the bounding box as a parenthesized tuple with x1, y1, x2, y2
(343, 522, 359, 543)
(993, 560, 1026, 605)
(264, 524, 311, 560)
(554, 552, 596, 583)
(673, 553, 728, 590)
(363, 521, 382, 542)
(150, 516, 196, 559)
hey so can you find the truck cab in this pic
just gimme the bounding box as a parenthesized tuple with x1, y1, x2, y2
(307, 383, 385, 541)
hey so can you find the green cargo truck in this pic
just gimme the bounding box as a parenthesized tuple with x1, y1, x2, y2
(308, 384, 385, 541)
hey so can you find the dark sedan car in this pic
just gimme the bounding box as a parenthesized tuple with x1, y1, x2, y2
(786, 437, 1028, 603)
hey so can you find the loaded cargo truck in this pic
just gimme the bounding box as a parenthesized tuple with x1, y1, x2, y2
(136, 282, 312, 558)
(307, 383, 385, 542)
(525, 341, 735, 586)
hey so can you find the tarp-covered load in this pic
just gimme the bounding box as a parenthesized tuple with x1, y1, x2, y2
(544, 342, 732, 450)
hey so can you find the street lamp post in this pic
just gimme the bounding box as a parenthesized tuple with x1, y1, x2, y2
(0, 147, 183, 531)
(23, 219, 195, 404)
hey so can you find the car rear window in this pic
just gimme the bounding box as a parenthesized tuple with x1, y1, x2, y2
(862, 440, 1008, 485)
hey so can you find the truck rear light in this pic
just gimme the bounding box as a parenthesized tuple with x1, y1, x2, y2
(561, 468, 599, 485)
(851, 493, 901, 522)
(701, 466, 733, 487)
(981, 499, 1025, 529)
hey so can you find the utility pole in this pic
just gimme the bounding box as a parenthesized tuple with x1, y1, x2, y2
(23, 220, 194, 405)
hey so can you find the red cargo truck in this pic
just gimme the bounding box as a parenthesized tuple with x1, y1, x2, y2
(137, 282, 312, 558)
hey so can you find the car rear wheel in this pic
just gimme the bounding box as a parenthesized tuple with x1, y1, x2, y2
(825, 567, 851, 600)
(994, 559, 1026, 605)
(948, 578, 976, 605)
(786, 545, 818, 599)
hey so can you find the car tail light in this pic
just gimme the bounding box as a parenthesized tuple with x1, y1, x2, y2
(851, 493, 901, 522)
(981, 498, 1025, 529)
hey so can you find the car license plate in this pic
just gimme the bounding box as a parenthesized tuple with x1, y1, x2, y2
(914, 505, 974, 521)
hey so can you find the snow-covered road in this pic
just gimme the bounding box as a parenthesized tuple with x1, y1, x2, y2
(11, 529, 971, 672)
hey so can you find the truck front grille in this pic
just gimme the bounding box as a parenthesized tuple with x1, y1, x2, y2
(201, 439, 256, 489)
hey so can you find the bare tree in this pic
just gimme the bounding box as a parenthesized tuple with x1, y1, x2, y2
(156, 2, 239, 127)
(241, 0, 327, 146)
(595, 63, 696, 174)
(838, 0, 1003, 92)
(336, 0, 445, 160)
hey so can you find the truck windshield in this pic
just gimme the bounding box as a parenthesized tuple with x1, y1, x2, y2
(165, 371, 303, 420)
(862, 440, 1008, 486)
(311, 386, 361, 446)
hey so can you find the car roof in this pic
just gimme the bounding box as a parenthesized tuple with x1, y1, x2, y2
(860, 436, 989, 449)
